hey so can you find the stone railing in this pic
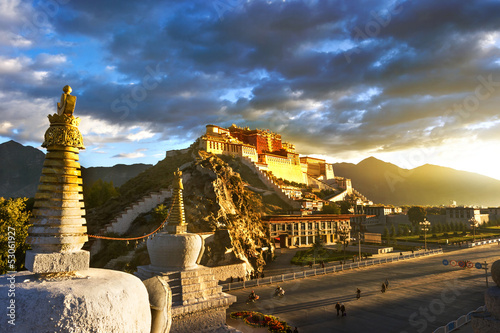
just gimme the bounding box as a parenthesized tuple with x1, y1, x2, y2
(103, 189, 172, 235)
(89, 189, 172, 255)
(468, 238, 500, 248)
(432, 305, 485, 333)
(221, 249, 443, 291)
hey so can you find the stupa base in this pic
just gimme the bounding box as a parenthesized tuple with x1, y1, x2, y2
(25, 249, 90, 273)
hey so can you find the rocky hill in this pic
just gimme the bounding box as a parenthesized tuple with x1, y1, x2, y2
(86, 144, 285, 272)
(333, 157, 500, 206)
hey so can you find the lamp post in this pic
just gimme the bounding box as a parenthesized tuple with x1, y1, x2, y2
(469, 218, 479, 243)
(338, 221, 352, 264)
(419, 218, 431, 251)
(358, 231, 361, 262)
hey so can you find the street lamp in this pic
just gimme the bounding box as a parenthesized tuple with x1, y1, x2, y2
(337, 221, 352, 264)
(469, 218, 479, 243)
(419, 218, 431, 251)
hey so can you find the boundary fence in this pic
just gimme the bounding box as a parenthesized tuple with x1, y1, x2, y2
(432, 305, 485, 333)
(468, 238, 500, 248)
(221, 249, 443, 292)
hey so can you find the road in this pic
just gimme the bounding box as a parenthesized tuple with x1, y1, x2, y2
(226, 244, 500, 333)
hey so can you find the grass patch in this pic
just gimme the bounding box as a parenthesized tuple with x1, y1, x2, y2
(291, 247, 371, 265)
(394, 229, 500, 245)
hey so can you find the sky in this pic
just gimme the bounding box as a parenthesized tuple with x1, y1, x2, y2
(1, 0, 500, 180)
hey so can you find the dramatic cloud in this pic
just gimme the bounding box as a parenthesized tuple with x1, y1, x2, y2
(2, 0, 500, 176)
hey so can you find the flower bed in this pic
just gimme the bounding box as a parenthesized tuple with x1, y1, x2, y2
(230, 311, 290, 333)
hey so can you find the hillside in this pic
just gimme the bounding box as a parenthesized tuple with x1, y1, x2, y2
(86, 144, 285, 271)
(333, 157, 500, 206)
(81, 163, 152, 188)
(0, 140, 152, 198)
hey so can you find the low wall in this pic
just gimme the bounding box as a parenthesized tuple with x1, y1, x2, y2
(210, 262, 247, 282)
(346, 245, 393, 254)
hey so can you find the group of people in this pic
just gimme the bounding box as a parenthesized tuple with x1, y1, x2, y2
(335, 302, 347, 317)
(248, 285, 285, 303)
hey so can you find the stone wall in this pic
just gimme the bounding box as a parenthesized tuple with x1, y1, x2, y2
(105, 189, 172, 234)
(240, 157, 301, 209)
(210, 262, 248, 282)
(261, 154, 306, 184)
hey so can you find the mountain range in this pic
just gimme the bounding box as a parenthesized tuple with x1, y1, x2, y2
(333, 157, 500, 206)
(2, 140, 500, 206)
(0, 140, 151, 198)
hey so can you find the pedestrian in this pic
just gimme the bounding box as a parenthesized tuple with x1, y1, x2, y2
(321, 261, 325, 268)
(293, 327, 299, 333)
(356, 288, 361, 299)
(384, 278, 389, 289)
(340, 303, 346, 316)
(381, 283, 386, 293)
(286, 327, 292, 333)
(335, 302, 341, 316)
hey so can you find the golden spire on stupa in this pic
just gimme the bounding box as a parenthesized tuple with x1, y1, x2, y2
(165, 169, 187, 234)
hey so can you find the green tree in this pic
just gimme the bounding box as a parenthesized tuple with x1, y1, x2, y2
(0, 197, 32, 274)
(450, 221, 456, 231)
(407, 206, 427, 226)
(339, 201, 352, 214)
(402, 225, 410, 236)
(322, 203, 341, 214)
(413, 224, 421, 235)
(84, 179, 119, 209)
(153, 204, 170, 223)
(397, 225, 404, 237)
(390, 225, 396, 242)
(383, 227, 390, 241)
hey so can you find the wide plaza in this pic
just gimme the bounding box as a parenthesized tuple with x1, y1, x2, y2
(226, 244, 499, 333)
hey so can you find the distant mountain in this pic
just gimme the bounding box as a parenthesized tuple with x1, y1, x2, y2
(333, 157, 500, 206)
(81, 164, 152, 188)
(0, 141, 152, 198)
(0, 140, 46, 198)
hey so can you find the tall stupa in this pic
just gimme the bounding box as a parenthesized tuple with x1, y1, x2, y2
(25, 85, 89, 273)
(0, 86, 151, 332)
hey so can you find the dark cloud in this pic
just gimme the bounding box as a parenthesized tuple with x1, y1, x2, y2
(2, 0, 500, 164)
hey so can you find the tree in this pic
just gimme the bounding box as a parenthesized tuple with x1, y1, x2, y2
(383, 227, 390, 242)
(390, 225, 396, 241)
(84, 179, 119, 209)
(413, 224, 421, 235)
(339, 201, 352, 214)
(0, 197, 32, 274)
(322, 203, 341, 214)
(407, 206, 426, 226)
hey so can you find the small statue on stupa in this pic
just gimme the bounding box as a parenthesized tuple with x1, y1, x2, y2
(57, 85, 77, 116)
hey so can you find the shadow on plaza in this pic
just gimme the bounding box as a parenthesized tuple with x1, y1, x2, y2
(267, 291, 380, 315)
